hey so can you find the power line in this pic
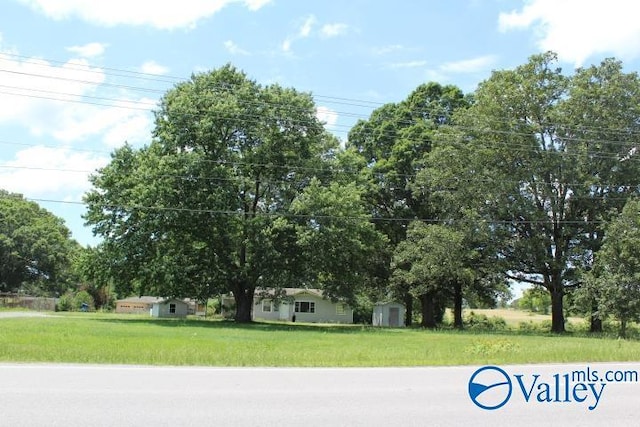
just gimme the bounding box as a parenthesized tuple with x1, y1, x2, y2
(2, 76, 639, 151)
(4, 51, 640, 141)
(27, 197, 612, 225)
(3, 154, 640, 189)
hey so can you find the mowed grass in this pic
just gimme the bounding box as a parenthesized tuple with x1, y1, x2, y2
(0, 313, 639, 367)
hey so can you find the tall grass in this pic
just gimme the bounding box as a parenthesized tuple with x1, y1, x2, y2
(0, 314, 638, 366)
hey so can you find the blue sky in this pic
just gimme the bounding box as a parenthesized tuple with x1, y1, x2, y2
(1, 0, 640, 247)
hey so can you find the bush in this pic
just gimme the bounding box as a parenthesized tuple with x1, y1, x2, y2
(464, 311, 507, 331)
(517, 320, 552, 333)
(73, 290, 94, 311)
(56, 290, 95, 312)
(56, 291, 74, 312)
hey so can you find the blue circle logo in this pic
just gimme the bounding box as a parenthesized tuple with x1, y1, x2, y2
(468, 366, 512, 410)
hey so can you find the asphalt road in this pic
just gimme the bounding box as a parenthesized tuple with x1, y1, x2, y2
(0, 363, 638, 426)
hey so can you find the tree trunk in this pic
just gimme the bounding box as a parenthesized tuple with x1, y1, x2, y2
(453, 282, 463, 329)
(619, 319, 627, 339)
(549, 282, 565, 333)
(233, 283, 254, 323)
(420, 293, 436, 328)
(404, 292, 413, 327)
(589, 299, 602, 333)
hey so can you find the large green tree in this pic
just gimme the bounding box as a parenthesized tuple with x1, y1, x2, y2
(0, 190, 77, 295)
(85, 65, 372, 322)
(347, 82, 469, 324)
(455, 53, 640, 332)
(578, 199, 640, 337)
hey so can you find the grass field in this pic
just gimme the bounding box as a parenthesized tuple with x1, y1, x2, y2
(0, 312, 638, 367)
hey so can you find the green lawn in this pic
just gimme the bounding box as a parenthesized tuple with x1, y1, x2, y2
(0, 313, 638, 366)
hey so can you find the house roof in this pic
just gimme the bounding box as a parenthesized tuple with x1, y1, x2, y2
(117, 296, 191, 305)
(255, 288, 325, 298)
(116, 296, 163, 304)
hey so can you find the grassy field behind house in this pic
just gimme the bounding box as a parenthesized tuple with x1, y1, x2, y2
(0, 311, 637, 367)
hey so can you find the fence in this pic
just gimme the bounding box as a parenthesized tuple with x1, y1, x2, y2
(0, 293, 56, 311)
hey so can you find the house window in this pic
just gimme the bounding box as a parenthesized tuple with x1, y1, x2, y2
(336, 303, 347, 315)
(295, 301, 315, 313)
(169, 303, 176, 314)
(262, 300, 272, 312)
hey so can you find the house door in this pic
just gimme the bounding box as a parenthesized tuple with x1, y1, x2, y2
(388, 307, 400, 327)
(279, 302, 290, 321)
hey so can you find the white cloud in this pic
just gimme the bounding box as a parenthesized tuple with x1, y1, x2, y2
(244, 0, 270, 11)
(371, 44, 408, 56)
(223, 40, 250, 55)
(316, 106, 338, 128)
(280, 15, 321, 53)
(389, 60, 427, 69)
(66, 42, 108, 58)
(0, 52, 154, 146)
(281, 38, 292, 53)
(299, 15, 316, 38)
(498, 0, 640, 66)
(139, 60, 169, 75)
(320, 23, 348, 38)
(16, 0, 272, 30)
(0, 145, 108, 197)
(439, 55, 497, 73)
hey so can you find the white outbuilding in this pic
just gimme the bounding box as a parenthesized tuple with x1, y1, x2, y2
(151, 298, 189, 318)
(372, 302, 405, 327)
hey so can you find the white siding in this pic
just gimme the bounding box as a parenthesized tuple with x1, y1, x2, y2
(151, 300, 188, 318)
(252, 292, 353, 324)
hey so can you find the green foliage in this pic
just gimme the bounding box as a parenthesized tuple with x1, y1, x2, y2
(463, 311, 508, 331)
(518, 287, 552, 314)
(56, 291, 74, 312)
(0, 190, 78, 295)
(451, 53, 640, 332)
(579, 199, 640, 337)
(73, 290, 95, 311)
(56, 289, 96, 312)
(85, 65, 361, 322)
(518, 320, 552, 334)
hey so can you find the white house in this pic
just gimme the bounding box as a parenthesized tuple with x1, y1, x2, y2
(151, 298, 189, 318)
(372, 302, 405, 327)
(253, 288, 354, 324)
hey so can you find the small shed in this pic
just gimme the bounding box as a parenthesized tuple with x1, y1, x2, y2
(372, 302, 405, 327)
(151, 299, 189, 318)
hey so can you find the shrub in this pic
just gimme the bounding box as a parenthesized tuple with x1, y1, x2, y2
(56, 291, 74, 312)
(73, 290, 95, 311)
(464, 311, 507, 331)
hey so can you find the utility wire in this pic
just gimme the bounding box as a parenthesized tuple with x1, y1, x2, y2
(27, 197, 612, 225)
(3, 52, 640, 139)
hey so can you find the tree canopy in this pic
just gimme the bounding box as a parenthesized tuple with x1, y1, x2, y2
(0, 190, 78, 295)
(82, 55, 640, 330)
(84, 65, 382, 322)
(452, 53, 640, 332)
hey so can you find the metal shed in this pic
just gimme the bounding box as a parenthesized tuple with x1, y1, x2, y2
(372, 302, 405, 327)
